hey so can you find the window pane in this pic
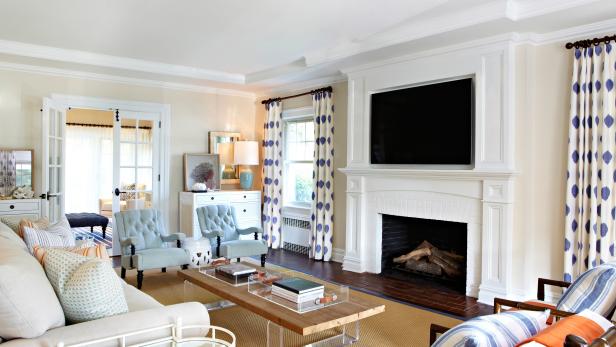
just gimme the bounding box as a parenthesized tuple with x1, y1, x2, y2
(305, 121, 314, 142)
(286, 162, 313, 204)
(287, 123, 296, 142)
(297, 122, 305, 142)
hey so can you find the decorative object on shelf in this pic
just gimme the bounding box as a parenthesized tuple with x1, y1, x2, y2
(11, 185, 34, 199)
(182, 238, 212, 268)
(0, 149, 33, 198)
(191, 182, 207, 193)
(183, 153, 220, 191)
(209, 131, 241, 185)
(234, 141, 259, 190)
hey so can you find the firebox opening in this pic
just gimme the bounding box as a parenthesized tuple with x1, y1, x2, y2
(380, 214, 467, 293)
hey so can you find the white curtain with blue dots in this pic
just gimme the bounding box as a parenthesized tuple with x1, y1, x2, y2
(262, 101, 283, 249)
(565, 42, 616, 282)
(310, 90, 334, 261)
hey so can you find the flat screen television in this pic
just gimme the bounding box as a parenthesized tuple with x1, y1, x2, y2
(370, 78, 474, 165)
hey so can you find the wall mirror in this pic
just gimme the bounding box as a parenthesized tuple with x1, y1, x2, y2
(0, 149, 34, 199)
(208, 131, 241, 185)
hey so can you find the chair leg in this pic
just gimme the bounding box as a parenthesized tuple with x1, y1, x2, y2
(137, 270, 144, 289)
(120, 267, 126, 279)
(161, 267, 166, 273)
(261, 254, 266, 267)
(237, 257, 241, 263)
(181, 264, 189, 270)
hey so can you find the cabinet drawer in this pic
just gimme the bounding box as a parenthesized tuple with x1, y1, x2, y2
(229, 192, 260, 203)
(234, 202, 260, 221)
(195, 195, 229, 205)
(0, 201, 39, 213)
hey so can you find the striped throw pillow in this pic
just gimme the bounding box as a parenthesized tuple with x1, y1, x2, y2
(22, 218, 75, 253)
(432, 310, 550, 347)
(18, 217, 49, 239)
(557, 263, 616, 317)
(32, 242, 109, 266)
(517, 309, 612, 346)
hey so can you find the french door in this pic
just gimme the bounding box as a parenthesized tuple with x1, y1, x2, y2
(111, 110, 160, 255)
(41, 98, 66, 224)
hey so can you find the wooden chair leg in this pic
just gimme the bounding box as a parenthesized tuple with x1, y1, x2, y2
(261, 254, 266, 267)
(137, 270, 144, 289)
(181, 264, 189, 270)
(120, 267, 126, 279)
(161, 267, 166, 273)
(237, 257, 241, 263)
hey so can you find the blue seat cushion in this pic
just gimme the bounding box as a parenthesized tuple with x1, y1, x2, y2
(121, 247, 190, 270)
(218, 240, 267, 259)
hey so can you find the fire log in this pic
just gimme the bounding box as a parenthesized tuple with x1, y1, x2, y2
(404, 258, 442, 276)
(392, 240, 435, 263)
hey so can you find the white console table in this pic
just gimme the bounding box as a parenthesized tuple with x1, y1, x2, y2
(179, 191, 261, 239)
(0, 199, 42, 219)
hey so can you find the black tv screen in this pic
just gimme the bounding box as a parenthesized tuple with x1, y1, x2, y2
(370, 78, 473, 165)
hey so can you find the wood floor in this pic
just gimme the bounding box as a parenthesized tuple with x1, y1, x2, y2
(264, 248, 492, 319)
(113, 248, 492, 319)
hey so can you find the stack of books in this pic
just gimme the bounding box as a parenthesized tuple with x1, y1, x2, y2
(214, 263, 257, 280)
(271, 277, 324, 303)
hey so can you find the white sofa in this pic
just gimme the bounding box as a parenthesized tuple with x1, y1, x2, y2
(0, 220, 210, 346)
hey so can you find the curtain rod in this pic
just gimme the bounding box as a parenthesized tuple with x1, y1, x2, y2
(260, 86, 333, 105)
(66, 122, 152, 130)
(565, 34, 616, 49)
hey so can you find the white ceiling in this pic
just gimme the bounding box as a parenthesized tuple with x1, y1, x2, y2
(0, 0, 614, 93)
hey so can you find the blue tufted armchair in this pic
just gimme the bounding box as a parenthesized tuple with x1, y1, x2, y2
(115, 209, 190, 289)
(196, 205, 268, 267)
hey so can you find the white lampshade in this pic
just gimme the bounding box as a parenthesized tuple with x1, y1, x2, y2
(234, 141, 259, 165)
(217, 142, 234, 165)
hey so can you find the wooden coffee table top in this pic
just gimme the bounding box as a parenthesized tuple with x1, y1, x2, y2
(178, 268, 385, 336)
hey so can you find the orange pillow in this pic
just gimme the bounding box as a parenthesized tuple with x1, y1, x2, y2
(18, 217, 49, 239)
(33, 243, 109, 266)
(516, 309, 612, 346)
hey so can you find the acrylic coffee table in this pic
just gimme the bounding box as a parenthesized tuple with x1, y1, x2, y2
(178, 268, 385, 347)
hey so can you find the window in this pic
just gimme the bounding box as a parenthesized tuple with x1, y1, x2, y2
(283, 115, 314, 208)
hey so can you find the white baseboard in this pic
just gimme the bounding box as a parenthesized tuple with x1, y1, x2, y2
(331, 248, 345, 263)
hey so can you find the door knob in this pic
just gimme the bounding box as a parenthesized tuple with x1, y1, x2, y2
(114, 188, 127, 196)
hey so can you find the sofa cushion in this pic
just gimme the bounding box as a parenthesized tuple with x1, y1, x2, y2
(0, 221, 27, 250)
(121, 247, 190, 270)
(23, 218, 75, 253)
(557, 263, 616, 317)
(0, 243, 65, 340)
(0, 214, 39, 234)
(122, 281, 163, 312)
(432, 310, 550, 347)
(517, 309, 612, 347)
(219, 239, 268, 258)
(44, 249, 128, 323)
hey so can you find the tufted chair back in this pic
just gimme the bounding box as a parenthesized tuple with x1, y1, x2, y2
(196, 205, 239, 244)
(115, 209, 166, 254)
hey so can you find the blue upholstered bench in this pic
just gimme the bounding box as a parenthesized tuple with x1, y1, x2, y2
(65, 212, 109, 238)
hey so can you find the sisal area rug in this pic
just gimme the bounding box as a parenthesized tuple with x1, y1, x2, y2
(119, 265, 461, 347)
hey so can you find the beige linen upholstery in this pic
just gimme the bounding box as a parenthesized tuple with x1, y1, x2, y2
(0, 233, 65, 340)
(122, 282, 163, 311)
(0, 302, 209, 347)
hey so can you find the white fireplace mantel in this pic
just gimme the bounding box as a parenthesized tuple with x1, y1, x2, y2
(339, 41, 516, 304)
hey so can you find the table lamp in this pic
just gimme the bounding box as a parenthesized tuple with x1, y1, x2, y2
(233, 141, 259, 189)
(217, 142, 235, 179)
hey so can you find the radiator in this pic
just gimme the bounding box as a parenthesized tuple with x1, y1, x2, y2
(281, 216, 311, 255)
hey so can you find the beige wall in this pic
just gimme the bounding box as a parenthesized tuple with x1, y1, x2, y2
(255, 82, 348, 251)
(512, 42, 571, 296)
(0, 68, 256, 230)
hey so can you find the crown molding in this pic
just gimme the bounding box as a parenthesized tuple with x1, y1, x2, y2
(255, 74, 347, 100)
(519, 17, 616, 46)
(0, 60, 256, 99)
(0, 39, 245, 84)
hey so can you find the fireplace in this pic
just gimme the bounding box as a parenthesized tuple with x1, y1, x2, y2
(380, 214, 467, 292)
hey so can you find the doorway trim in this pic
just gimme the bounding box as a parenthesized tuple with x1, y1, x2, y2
(49, 94, 172, 231)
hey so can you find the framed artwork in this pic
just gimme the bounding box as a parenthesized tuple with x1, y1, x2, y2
(208, 131, 241, 185)
(183, 153, 220, 191)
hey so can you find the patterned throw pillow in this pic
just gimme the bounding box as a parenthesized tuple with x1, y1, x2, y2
(22, 218, 75, 253)
(518, 309, 612, 346)
(32, 242, 109, 265)
(557, 263, 616, 317)
(0, 214, 39, 234)
(432, 310, 550, 347)
(43, 249, 128, 323)
(16, 217, 49, 238)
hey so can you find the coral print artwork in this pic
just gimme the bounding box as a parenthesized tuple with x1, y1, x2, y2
(183, 154, 220, 191)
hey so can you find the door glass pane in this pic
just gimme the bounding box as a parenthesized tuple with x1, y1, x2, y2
(120, 168, 135, 188)
(137, 143, 152, 166)
(127, 191, 151, 210)
(49, 137, 54, 165)
(50, 110, 56, 137)
(137, 168, 152, 191)
(120, 143, 135, 166)
(138, 120, 153, 143)
(55, 110, 63, 139)
(55, 139, 62, 166)
(120, 119, 136, 142)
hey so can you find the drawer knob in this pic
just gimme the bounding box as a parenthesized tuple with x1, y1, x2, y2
(243, 209, 247, 213)
(210, 197, 214, 200)
(243, 195, 246, 198)
(9, 205, 14, 210)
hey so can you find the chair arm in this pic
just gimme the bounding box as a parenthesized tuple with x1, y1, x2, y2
(493, 297, 574, 321)
(161, 233, 186, 242)
(202, 229, 224, 239)
(237, 226, 263, 236)
(429, 324, 450, 345)
(537, 277, 571, 301)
